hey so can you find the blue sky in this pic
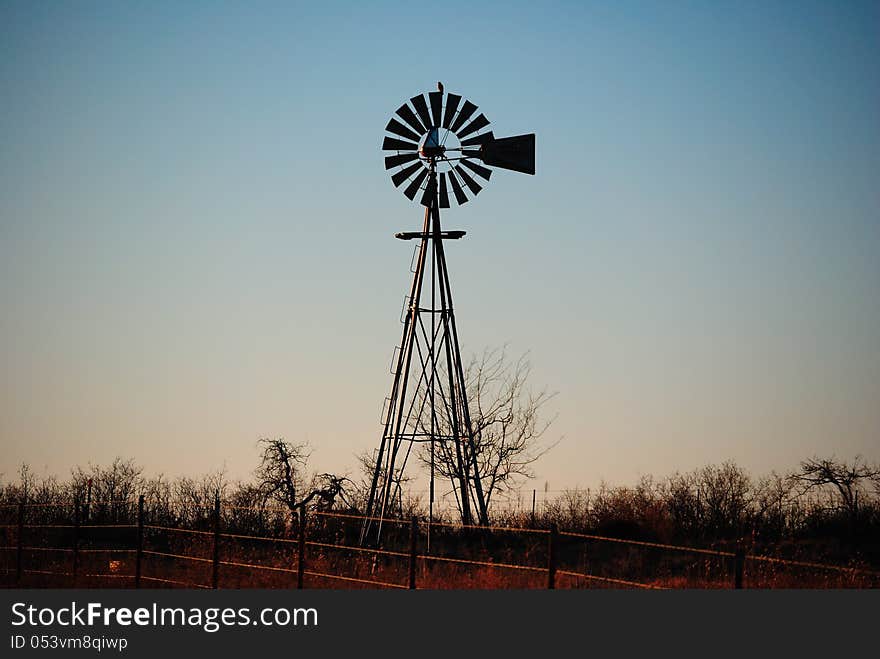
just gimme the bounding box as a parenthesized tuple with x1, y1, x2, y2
(1, 1, 878, 498)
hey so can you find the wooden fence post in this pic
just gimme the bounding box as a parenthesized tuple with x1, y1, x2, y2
(734, 545, 745, 589)
(72, 498, 81, 587)
(135, 495, 144, 588)
(548, 523, 558, 590)
(212, 496, 221, 589)
(409, 517, 418, 590)
(296, 504, 306, 589)
(16, 501, 25, 586)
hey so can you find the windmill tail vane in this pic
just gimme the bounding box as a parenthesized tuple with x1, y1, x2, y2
(363, 84, 535, 545)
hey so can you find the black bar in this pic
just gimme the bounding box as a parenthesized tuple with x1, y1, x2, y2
(460, 158, 493, 181)
(395, 230, 465, 241)
(386, 117, 422, 143)
(450, 99, 477, 134)
(395, 102, 425, 135)
(454, 166, 482, 195)
(392, 161, 423, 188)
(439, 172, 450, 209)
(403, 167, 429, 200)
(447, 168, 468, 205)
(456, 112, 490, 139)
(460, 130, 494, 147)
(442, 93, 461, 129)
(382, 136, 418, 151)
(428, 91, 443, 128)
(410, 94, 433, 131)
(548, 523, 558, 589)
(385, 152, 419, 170)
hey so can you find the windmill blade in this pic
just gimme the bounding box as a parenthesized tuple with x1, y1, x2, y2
(383, 136, 418, 151)
(460, 158, 492, 181)
(384, 152, 419, 170)
(410, 94, 434, 130)
(480, 133, 535, 175)
(428, 91, 443, 128)
(461, 149, 481, 158)
(395, 103, 425, 134)
(385, 118, 421, 143)
(460, 131, 494, 147)
(454, 166, 482, 195)
(403, 167, 429, 200)
(419, 174, 437, 208)
(442, 94, 461, 129)
(438, 172, 450, 208)
(450, 100, 477, 133)
(391, 162, 423, 188)
(456, 113, 490, 140)
(447, 168, 468, 205)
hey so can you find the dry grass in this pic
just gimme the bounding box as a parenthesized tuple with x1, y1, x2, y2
(2, 515, 878, 590)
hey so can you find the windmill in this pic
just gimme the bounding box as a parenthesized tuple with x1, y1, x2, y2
(363, 83, 535, 542)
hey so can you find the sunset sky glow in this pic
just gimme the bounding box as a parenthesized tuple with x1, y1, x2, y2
(2, 1, 878, 500)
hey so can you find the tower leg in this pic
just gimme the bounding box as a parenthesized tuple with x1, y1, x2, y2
(363, 165, 488, 544)
(362, 207, 431, 540)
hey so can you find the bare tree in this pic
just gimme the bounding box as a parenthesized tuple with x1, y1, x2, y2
(172, 470, 229, 526)
(790, 456, 880, 519)
(751, 471, 797, 539)
(418, 347, 559, 515)
(694, 462, 752, 539)
(71, 458, 144, 522)
(352, 450, 413, 515)
(254, 438, 352, 514)
(254, 438, 310, 513)
(299, 474, 355, 511)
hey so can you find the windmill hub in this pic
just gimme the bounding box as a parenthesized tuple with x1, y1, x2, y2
(418, 128, 445, 159)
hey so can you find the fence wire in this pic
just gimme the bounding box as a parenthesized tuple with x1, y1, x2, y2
(1, 501, 877, 590)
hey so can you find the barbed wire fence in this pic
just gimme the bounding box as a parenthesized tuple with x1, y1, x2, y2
(1, 500, 877, 590)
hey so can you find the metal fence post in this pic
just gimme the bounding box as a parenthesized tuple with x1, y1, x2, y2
(85, 479, 92, 522)
(297, 504, 306, 589)
(72, 499, 81, 587)
(16, 501, 25, 586)
(135, 495, 144, 588)
(289, 508, 299, 588)
(548, 523, 558, 590)
(212, 496, 221, 589)
(409, 516, 418, 589)
(734, 545, 745, 589)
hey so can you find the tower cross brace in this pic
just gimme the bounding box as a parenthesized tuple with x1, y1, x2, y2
(362, 161, 489, 543)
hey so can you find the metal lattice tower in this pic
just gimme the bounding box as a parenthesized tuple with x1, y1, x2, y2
(363, 84, 535, 543)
